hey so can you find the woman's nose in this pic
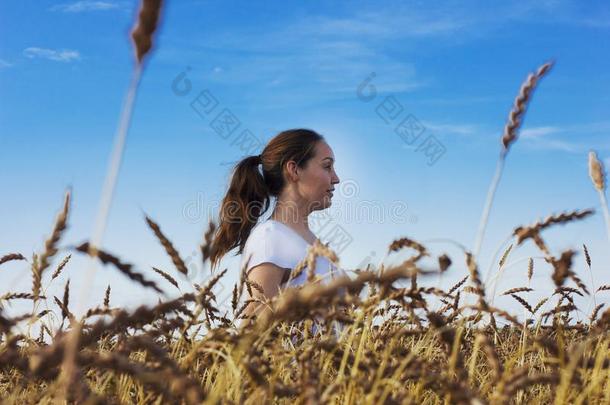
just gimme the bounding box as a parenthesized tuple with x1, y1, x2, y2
(333, 172, 340, 184)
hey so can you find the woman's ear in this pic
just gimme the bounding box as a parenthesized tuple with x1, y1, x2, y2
(284, 160, 299, 183)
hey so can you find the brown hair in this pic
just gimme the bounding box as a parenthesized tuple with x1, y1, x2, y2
(209, 128, 325, 269)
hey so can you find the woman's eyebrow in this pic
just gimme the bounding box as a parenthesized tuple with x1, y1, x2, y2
(322, 157, 335, 162)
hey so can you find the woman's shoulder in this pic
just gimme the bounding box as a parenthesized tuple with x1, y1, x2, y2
(252, 219, 306, 239)
(240, 219, 305, 273)
(247, 219, 284, 243)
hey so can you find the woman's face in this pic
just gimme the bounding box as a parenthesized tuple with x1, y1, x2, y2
(296, 141, 340, 212)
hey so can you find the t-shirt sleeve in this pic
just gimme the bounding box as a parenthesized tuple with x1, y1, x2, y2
(241, 227, 294, 276)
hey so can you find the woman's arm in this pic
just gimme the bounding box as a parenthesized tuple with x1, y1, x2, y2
(238, 262, 288, 330)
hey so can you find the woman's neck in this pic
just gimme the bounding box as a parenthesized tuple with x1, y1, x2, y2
(270, 210, 308, 230)
(270, 200, 313, 239)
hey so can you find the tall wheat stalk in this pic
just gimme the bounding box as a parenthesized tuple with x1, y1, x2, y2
(588, 151, 610, 243)
(473, 61, 554, 266)
(587, 151, 608, 309)
(61, 0, 164, 399)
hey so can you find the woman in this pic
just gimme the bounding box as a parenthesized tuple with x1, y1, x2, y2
(209, 128, 344, 330)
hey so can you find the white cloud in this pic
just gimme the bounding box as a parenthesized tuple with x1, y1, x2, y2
(424, 122, 480, 137)
(287, 1, 610, 46)
(520, 126, 561, 139)
(518, 122, 610, 153)
(295, 10, 468, 40)
(159, 4, 457, 103)
(163, 35, 422, 104)
(524, 138, 582, 153)
(388, 120, 610, 152)
(417, 96, 500, 106)
(23, 47, 81, 62)
(50, 1, 121, 13)
(0, 59, 13, 68)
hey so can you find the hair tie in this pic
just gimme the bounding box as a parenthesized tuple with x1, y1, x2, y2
(254, 154, 262, 164)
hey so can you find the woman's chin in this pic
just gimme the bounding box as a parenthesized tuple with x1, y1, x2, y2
(310, 198, 331, 211)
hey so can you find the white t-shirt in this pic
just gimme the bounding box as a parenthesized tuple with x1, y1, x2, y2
(239, 218, 348, 338)
(239, 218, 339, 287)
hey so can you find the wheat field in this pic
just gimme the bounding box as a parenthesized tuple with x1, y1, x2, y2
(1, 1, 609, 404)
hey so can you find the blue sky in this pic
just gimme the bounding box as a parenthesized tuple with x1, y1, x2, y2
(1, 0, 609, 321)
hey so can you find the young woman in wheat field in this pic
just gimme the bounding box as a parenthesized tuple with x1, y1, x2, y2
(209, 128, 348, 333)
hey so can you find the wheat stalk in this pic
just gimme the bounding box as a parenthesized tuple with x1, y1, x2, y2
(587, 152, 609, 324)
(103, 285, 111, 308)
(145, 215, 189, 276)
(200, 220, 217, 269)
(73, 0, 165, 350)
(74, 242, 163, 294)
(0, 253, 26, 267)
(33, 190, 71, 301)
(152, 267, 180, 290)
(51, 254, 71, 280)
(473, 61, 554, 261)
(501, 287, 533, 296)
